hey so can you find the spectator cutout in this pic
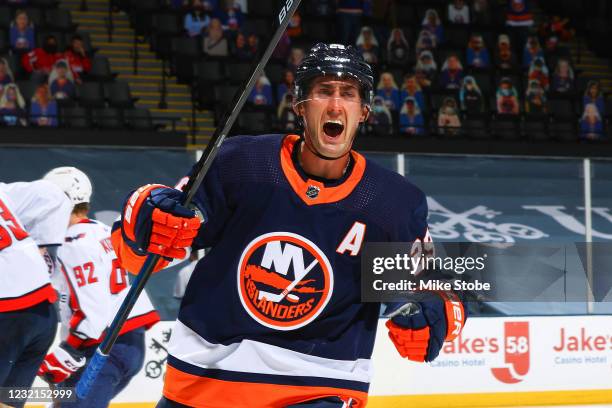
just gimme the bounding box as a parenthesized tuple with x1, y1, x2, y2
(400, 96, 424, 136)
(524, 79, 547, 114)
(287, 47, 305, 72)
(277, 69, 294, 104)
(495, 34, 516, 70)
(232, 32, 251, 60)
(583, 80, 604, 116)
(30, 83, 57, 127)
(415, 50, 437, 89)
(580, 103, 603, 140)
(0, 83, 26, 126)
(459, 75, 485, 114)
(523, 35, 543, 68)
(496, 77, 520, 115)
(437, 97, 461, 136)
(214, 1, 243, 32)
(286, 13, 302, 38)
(466, 34, 490, 69)
(10, 10, 35, 53)
(49, 60, 76, 100)
(376, 72, 401, 112)
(527, 56, 549, 91)
(439, 54, 464, 90)
(448, 0, 470, 24)
(422, 9, 444, 44)
(550, 58, 574, 93)
(203, 18, 228, 57)
(356, 26, 379, 66)
(400, 74, 425, 111)
(277, 92, 298, 131)
(415, 29, 437, 57)
(386, 28, 410, 67)
(184, 0, 211, 37)
(65, 35, 91, 83)
(367, 95, 393, 136)
(506, 0, 533, 27)
(248, 74, 273, 106)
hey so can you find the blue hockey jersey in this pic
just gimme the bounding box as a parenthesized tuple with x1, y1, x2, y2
(163, 134, 429, 407)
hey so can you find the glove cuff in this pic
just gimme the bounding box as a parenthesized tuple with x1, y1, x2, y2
(435, 290, 465, 341)
(122, 184, 169, 244)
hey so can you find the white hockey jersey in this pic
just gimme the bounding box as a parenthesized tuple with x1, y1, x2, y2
(54, 218, 160, 348)
(0, 180, 72, 312)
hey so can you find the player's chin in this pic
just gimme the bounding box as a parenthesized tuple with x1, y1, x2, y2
(317, 139, 351, 159)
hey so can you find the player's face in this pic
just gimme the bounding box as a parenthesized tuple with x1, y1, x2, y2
(297, 77, 369, 159)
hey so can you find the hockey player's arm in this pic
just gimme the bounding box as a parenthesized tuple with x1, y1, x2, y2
(385, 192, 467, 362)
(111, 184, 203, 274)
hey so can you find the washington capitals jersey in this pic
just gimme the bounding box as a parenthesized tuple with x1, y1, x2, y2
(164, 134, 429, 407)
(53, 219, 160, 348)
(0, 180, 71, 312)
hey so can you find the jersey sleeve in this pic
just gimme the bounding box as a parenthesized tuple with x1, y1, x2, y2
(56, 238, 112, 347)
(395, 187, 430, 243)
(3, 180, 72, 246)
(179, 146, 233, 249)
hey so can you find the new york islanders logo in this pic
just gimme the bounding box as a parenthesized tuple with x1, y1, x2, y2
(237, 232, 334, 331)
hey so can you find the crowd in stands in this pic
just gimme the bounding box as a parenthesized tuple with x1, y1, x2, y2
(0, 1, 152, 130)
(148, 0, 610, 141)
(1, 0, 610, 140)
(0, 1, 93, 127)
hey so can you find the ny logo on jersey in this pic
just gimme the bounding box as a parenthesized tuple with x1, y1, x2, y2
(237, 232, 333, 331)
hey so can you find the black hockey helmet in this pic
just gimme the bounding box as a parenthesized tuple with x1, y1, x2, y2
(294, 43, 374, 107)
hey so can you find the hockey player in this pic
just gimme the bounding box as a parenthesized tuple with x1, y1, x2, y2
(38, 167, 160, 407)
(112, 43, 466, 408)
(0, 176, 72, 408)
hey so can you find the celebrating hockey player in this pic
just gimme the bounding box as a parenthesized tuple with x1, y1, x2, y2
(0, 176, 72, 408)
(37, 167, 160, 406)
(112, 43, 466, 408)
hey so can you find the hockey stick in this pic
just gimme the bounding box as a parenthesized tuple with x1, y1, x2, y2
(75, 0, 302, 398)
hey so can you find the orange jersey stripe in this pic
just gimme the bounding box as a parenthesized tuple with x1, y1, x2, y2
(280, 135, 366, 206)
(163, 364, 368, 408)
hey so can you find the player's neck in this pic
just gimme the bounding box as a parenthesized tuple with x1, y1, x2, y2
(69, 213, 87, 226)
(299, 142, 350, 180)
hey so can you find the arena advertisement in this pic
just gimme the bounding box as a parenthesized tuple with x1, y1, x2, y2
(26, 315, 612, 406)
(370, 315, 612, 396)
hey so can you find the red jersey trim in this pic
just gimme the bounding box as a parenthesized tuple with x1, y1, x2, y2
(163, 364, 368, 408)
(70, 310, 160, 349)
(280, 135, 366, 206)
(0, 283, 56, 312)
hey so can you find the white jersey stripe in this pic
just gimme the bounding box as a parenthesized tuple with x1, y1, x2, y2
(169, 320, 372, 383)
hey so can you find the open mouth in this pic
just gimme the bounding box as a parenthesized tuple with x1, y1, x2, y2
(323, 120, 344, 137)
